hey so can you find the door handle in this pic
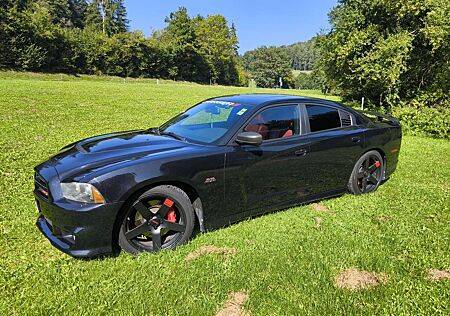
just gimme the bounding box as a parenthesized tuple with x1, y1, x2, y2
(351, 136, 361, 143)
(295, 149, 307, 157)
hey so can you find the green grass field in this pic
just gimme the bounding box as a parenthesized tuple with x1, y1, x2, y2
(0, 72, 449, 315)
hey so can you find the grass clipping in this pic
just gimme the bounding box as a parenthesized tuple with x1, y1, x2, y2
(185, 245, 237, 262)
(334, 269, 388, 290)
(216, 291, 249, 316)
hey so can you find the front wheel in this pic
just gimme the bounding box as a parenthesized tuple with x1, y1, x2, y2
(118, 185, 195, 255)
(348, 150, 384, 194)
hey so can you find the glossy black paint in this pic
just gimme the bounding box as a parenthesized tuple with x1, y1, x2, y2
(34, 94, 402, 257)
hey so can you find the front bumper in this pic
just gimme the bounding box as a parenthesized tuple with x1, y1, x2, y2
(35, 193, 123, 258)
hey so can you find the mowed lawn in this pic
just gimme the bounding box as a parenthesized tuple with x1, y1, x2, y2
(0, 72, 449, 315)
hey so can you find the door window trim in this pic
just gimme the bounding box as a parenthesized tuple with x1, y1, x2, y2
(300, 103, 357, 135)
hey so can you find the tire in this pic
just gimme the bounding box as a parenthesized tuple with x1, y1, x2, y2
(348, 150, 384, 195)
(118, 185, 195, 255)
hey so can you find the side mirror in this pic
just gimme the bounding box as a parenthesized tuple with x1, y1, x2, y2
(236, 131, 263, 146)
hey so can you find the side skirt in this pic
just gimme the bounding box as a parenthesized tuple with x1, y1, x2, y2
(203, 188, 346, 231)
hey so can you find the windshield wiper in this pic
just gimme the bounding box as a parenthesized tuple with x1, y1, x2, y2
(160, 131, 186, 141)
(148, 127, 185, 141)
(147, 127, 161, 135)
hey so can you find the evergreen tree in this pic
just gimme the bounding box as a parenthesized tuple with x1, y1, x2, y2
(112, 0, 127, 34)
(47, 0, 72, 27)
(68, 0, 88, 28)
(230, 23, 239, 52)
(85, 0, 128, 36)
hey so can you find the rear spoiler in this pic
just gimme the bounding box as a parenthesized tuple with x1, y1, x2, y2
(360, 111, 400, 126)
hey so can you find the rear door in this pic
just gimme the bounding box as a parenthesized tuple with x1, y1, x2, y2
(300, 103, 366, 194)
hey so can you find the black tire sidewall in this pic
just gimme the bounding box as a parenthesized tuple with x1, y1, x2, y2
(118, 185, 195, 255)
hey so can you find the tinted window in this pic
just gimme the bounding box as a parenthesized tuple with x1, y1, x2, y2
(245, 105, 299, 140)
(306, 105, 341, 132)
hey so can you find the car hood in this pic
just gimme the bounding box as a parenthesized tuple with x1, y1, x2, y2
(43, 130, 194, 180)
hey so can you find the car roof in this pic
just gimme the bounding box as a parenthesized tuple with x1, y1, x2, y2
(211, 94, 339, 108)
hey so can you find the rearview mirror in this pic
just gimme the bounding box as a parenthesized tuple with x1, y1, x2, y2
(205, 106, 221, 115)
(236, 131, 262, 146)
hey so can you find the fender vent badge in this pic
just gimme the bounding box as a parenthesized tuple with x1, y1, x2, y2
(204, 177, 216, 184)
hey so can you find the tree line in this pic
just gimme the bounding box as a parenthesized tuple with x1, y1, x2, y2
(0, 1, 241, 85)
(1, 1, 448, 138)
(0, 0, 320, 89)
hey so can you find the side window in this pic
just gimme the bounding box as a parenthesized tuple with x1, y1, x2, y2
(244, 105, 299, 141)
(306, 104, 341, 132)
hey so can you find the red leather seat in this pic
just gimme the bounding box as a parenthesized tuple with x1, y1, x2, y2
(245, 114, 269, 139)
(245, 114, 294, 140)
(282, 129, 293, 138)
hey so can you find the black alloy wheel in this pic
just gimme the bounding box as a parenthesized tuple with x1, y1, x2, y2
(348, 150, 384, 194)
(118, 185, 195, 254)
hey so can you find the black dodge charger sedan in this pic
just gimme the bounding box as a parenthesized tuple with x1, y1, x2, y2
(34, 94, 402, 257)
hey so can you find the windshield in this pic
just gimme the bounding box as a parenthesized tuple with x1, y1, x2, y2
(160, 100, 252, 144)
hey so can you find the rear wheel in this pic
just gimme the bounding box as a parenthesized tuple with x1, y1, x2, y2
(118, 185, 195, 255)
(348, 150, 384, 194)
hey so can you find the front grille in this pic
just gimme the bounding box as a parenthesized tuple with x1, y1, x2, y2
(35, 173, 51, 200)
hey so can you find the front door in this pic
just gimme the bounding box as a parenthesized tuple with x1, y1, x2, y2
(224, 104, 312, 215)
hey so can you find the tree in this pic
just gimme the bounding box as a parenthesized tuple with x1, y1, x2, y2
(157, 7, 209, 83)
(85, 0, 128, 36)
(317, 0, 450, 108)
(68, 0, 88, 28)
(242, 46, 293, 88)
(282, 38, 318, 71)
(47, 0, 72, 27)
(294, 71, 321, 90)
(195, 14, 239, 84)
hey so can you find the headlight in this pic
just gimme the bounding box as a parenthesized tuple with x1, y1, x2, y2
(60, 182, 105, 204)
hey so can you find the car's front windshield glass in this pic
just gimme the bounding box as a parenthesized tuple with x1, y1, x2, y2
(159, 100, 251, 144)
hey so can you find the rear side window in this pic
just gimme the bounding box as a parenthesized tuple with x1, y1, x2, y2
(306, 105, 341, 132)
(245, 105, 299, 141)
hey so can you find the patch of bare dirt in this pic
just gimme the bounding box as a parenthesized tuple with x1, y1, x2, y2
(35, 135, 45, 141)
(428, 269, 450, 281)
(216, 291, 249, 316)
(185, 245, 237, 262)
(373, 215, 392, 223)
(314, 217, 322, 228)
(334, 269, 388, 290)
(311, 203, 331, 213)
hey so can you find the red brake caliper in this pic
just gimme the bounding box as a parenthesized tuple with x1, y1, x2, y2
(162, 198, 176, 222)
(167, 208, 176, 222)
(375, 161, 381, 168)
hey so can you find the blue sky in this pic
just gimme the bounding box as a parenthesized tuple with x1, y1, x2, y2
(125, 0, 337, 53)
